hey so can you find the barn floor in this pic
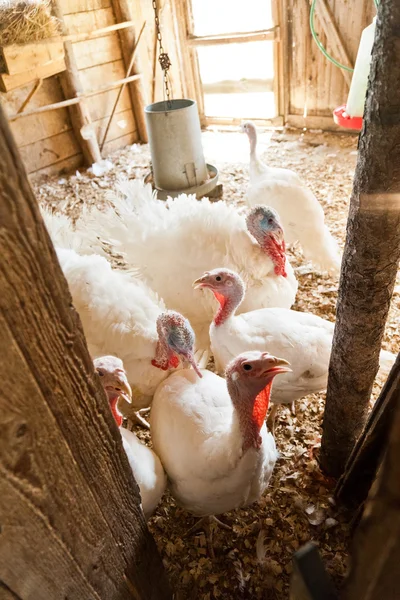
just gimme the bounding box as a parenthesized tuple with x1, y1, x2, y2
(35, 128, 400, 600)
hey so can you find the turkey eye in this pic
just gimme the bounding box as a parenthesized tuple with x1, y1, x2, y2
(215, 275, 222, 282)
(268, 218, 274, 224)
(243, 364, 252, 371)
(96, 369, 104, 376)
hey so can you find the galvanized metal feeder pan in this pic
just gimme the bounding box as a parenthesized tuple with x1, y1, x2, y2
(144, 99, 219, 200)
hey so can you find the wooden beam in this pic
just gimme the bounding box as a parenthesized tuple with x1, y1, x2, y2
(336, 353, 400, 509)
(52, 0, 101, 166)
(312, 0, 353, 87)
(187, 27, 278, 46)
(319, 0, 400, 478)
(11, 21, 137, 46)
(8, 74, 143, 121)
(100, 21, 146, 152)
(111, 0, 148, 143)
(342, 333, 400, 594)
(0, 100, 172, 599)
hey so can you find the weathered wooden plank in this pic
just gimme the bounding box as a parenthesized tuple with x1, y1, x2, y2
(29, 153, 83, 177)
(336, 353, 400, 509)
(1, 42, 64, 76)
(18, 130, 80, 172)
(80, 58, 126, 91)
(93, 107, 136, 142)
(10, 110, 71, 149)
(63, 0, 111, 16)
(102, 130, 138, 155)
(0, 100, 171, 599)
(74, 33, 122, 70)
(0, 581, 21, 600)
(64, 7, 115, 34)
(86, 86, 132, 121)
(0, 58, 66, 93)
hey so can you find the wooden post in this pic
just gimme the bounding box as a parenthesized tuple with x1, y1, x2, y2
(0, 104, 171, 599)
(111, 0, 148, 143)
(52, 0, 101, 166)
(335, 353, 400, 509)
(319, 0, 400, 478)
(342, 362, 400, 600)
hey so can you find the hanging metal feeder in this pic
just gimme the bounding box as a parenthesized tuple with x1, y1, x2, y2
(144, 99, 219, 199)
(144, 0, 219, 200)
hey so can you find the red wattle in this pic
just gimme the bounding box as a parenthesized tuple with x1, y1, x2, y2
(110, 397, 123, 427)
(169, 354, 180, 368)
(252, 381, 273, 430)
(263, 238, 287, 278)
(151, 358, 169, 370)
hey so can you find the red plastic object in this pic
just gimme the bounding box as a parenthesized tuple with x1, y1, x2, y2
(333, 105, 363, 131)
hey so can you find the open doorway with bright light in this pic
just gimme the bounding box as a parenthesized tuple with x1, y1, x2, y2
(181, 0, 283, 125)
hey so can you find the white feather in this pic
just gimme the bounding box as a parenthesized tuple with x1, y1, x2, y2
(150, 368, 278, 516)
(244, 121, 342, 275)
(76, 179, 298, 348)
(120, 427, 166, 519)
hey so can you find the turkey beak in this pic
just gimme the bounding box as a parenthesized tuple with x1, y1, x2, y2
(193, 274, 208, 289)
(262, 355, 291, 375)
(115, 373, 132, 404)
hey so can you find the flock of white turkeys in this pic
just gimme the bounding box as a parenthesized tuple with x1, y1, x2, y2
(42, 121, 395, 552)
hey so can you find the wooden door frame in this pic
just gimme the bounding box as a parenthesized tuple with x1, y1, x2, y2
(171, 0, 287, 127)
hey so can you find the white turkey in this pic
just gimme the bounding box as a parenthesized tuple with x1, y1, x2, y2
(242, 121, 341, 275)
(42, 209, 201, 427)
(76, 180, 298, 348)
(150, 350, 290, 553)
(94, 355, 166, 519)
(193, 268, 396, 431)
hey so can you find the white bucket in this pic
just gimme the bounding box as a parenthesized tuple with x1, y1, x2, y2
(144, 99, 208, 191)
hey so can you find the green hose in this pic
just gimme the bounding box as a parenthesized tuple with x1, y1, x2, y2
(309, 0, 379, 73)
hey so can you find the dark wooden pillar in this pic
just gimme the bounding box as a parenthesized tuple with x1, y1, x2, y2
(0, 103, 170, 599)
(336, 353, 400, 509)
(320, 0, 400, 477)
(342, 361, 400, 600)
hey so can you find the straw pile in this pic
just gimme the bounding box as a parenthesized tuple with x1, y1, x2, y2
(0, 0, 61, 47)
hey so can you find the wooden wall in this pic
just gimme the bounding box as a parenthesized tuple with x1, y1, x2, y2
(0, 0, 184, 177)
(0, 0, 375, 177)
(285, 0, 375, 129)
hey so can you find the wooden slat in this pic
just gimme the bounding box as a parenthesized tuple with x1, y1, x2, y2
(19, 130, 80, 172)
(187, 27, 278, 46)
(0, 58, 66, 93)
(29, 153, 83, 177)
(11, 109, 71, 148)
(87, 87, 131, 121)
(23, 21, 135, 45)
(102, 130, 138, 155)
(63, 0, 111, 16)
(64, 7, 115, 34)
(80, 59, 126, 91)
(74, 33, 122, 70)
(93, 107, 136, 141)
(1, 42, 64, 76)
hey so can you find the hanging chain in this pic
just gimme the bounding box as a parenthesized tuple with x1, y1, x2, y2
(152, 0, 172, 108)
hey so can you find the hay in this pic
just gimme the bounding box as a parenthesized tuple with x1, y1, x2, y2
(0, 0, 61, 47)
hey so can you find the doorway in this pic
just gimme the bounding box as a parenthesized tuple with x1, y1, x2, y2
(178, 0, 284, 125)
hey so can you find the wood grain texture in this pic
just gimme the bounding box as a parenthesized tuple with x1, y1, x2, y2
(320, 0, 400, 477)
(64, 7, 115, 34)
(0, 102, 171, 599)
(53, 0, 101, 166)
(111, 0, 148, 143)
(343, 371, 400, 597)
(286, 0, 374, 118)
(74, 33, 123, 70)
(336, 353, 400, 509)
